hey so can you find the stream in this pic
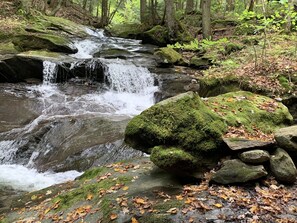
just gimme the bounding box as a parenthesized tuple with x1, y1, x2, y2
(0, 28, 159, 193)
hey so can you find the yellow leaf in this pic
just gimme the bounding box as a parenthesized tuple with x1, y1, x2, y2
(166, 207, 178, 214)
(176, 195, 183, 201)
(44, 208, 51, 214)
(131, 217, 139, 223)
(86, 194, 93, 201)
(110, 213, 118, 220)
(31, 195, 37, 200)
(214, 203, 223, 208)
(122, 186, 129, 191)
(135, 198, 146, 205)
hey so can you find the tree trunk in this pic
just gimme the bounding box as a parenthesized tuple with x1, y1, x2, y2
(202, 0, 211, 39)
(49, 0, 63, 15)
(164, 0, 178, 38)
(140, 0, 147, 23)
(226, 0, 235, 11)
(248, 0, 254, 11)
(83, 0, 88, 9)
(185, 0, 194, 13)
(101, 0, 108, 26)
(286, 0, 293, 32)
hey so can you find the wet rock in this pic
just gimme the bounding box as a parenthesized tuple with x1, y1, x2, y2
(12, 33, 77, 54)
(223, 137, 275, 151)
(275, 125, 297, 153)
(270, 148, 297, 184)
(239, 149, 270, 164)
(212, 159, 268, 184)
(93, 48, 132, 59)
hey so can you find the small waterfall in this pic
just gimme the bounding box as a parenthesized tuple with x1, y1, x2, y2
(43, 61, 58, 84)
(104, 60, 155, 94)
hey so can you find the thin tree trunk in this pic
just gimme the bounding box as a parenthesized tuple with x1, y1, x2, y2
(248, 0, 254, 11)
(49, 0, 63, 15)
(286, 0, 293, 32)
(202, 0, 211, 39)
(140, 0, 147, 23)
(185, 0, 194, 13)
(101, 0, 108, 26)
(164, 0, 177, 38)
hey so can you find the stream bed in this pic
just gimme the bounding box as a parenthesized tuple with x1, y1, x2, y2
(0, 28, 159, 193)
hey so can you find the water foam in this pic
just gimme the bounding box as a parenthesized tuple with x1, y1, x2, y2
(0, 164, 82, 191)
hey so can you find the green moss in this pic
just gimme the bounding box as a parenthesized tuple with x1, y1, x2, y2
(199, 75, 243, 97)
(77, 167, 108, 181)
(143, 25, 168, 46)
(53, 176, 132, 210)
(153, 199, 183, 212)
(223, 42, 244, 55)
(206, 91, 293, 133)
(0, 42, 18, 54)
(155, 47, 183, 64)
(139, 215, 174, 223)
(151, 146, 200, 173)
(12, 33, 75, 53)
(279, 76, 292, 91)
(189, 56, 211, 67)
(108, 23, 146, 39)
(125, 92, 227, 155)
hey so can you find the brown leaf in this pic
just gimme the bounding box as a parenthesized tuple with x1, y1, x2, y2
(110, 213, 118, 220)
(131, 217, 139, 223)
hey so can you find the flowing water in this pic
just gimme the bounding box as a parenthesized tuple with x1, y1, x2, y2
(0, 28, 158, 192)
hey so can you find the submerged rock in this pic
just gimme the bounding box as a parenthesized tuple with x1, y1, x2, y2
(270, 148, 297, 184)
(239, 149, 270, 164)
(212, 159, 268, 184)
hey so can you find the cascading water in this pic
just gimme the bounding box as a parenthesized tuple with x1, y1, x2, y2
(0, 28, 158, 192)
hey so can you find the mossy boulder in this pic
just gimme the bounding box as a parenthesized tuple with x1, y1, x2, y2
(107, 23, 146, 39)
(125, 92, 227, 175)
(125, 91, 292, 176)
(142, 25, 168, 46)
(12, 33, 77, 54)
(205, 91, 293, 133)
(154, 47, 184, 66)
(189, 56, 212, 68)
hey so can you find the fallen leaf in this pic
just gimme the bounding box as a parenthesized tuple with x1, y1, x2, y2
(122, 186, 129, 191)
(110, 213, 118, 220)
(176, 195, 183, 200)
(131, 217, 139, 223)
(214, 203, 223, 208)
(166, 207, 178, 214)
(86, 194, 93, 201)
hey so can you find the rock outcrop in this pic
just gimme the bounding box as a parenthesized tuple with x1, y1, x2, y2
(125, 91, 293, 178)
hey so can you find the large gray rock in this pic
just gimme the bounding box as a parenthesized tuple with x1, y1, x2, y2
(239, 150, 270, 164)
(212, 159, 268, 184)
(275, 125, 297, 153)
(270, 148, 297, 184)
